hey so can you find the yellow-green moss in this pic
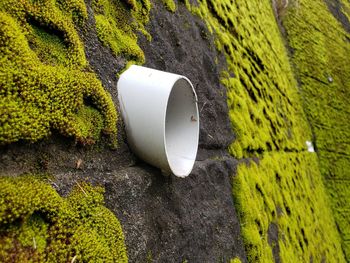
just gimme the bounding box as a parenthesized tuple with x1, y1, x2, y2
(72, 106, 104, 144)
(282, 0, 350, 259)
(0, 0, 118, 146)
(0, 0, 87, 67)
(0, 176, 127, 262)
(233, 153, 345, 262)
(184, 0, 346, 261)
(29, 24, 70, 66)
(93, 0, 151, 64)
(184, 0, 311, 159)
(343, 1, 350, 23)
(230, 257, 242, 263)
(162, 0, 176, 12)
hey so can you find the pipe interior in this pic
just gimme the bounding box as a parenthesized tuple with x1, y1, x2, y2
(165, 78, 199, 177)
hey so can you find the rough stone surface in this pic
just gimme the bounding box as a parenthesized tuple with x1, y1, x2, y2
(106, 158, 245, 262)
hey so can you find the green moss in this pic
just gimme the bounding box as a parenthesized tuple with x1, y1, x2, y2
(233, 153, 345, 262)
(0, 0, 87, 67)
(0, 176, 128, 262)
(93, 0, 151, 64)
(184, 0, 346, 261)
(72, 106, 104, 145)
(162, 0, 176, 12)
(230, 258, 242, 263)
(29, 24, 70, 66)
(17, 214, 49, 254)
(282, 0, 350, 259)
(343, 2, 350, 23)
(0, 0, 118, 146)
(185, 0, 311, 158)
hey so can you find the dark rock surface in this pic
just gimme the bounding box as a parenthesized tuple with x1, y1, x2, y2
(0, 0, 247, 262)
(106, 158, 245, 262)
(268, 222, 281, 263)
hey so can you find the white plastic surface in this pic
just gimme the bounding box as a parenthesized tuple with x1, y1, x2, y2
(117, 65, 199, 177)
(306, 141, 315, 152)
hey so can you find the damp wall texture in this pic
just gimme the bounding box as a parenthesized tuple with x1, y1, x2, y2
(0, 0, 349, 262)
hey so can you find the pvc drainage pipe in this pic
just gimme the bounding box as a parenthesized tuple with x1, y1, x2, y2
(117, 65, 199, 178)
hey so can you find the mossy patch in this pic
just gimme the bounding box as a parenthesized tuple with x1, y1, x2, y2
(233, 153, 345, 262)
(184, 0, 346, 261)
(230, 258, 242, 263)
(93, 0, 151, 64)
(0, 0, 118, 146)
(184, 0, 311, 159)
(162, 0, 176, 12)
(0, 176, 128, 262)
(29, 24, 70, 66)
(72, 106, 104, 145)
(282, 0, 350, 259)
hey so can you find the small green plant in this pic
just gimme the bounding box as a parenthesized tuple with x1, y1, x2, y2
(0, 175, 128, 262)
(93, 0, 151, 64)
(230, 258, 242, 263)
(162, 0, 176, 12)
(146, 251, 153, 263)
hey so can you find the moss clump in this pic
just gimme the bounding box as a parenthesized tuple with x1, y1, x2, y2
(233, 153, 345, 262)
(29, 24, 71, 67)
(162, 0, 176, 12)
(0, 0, 88, 67)
(230, 258, 242, 263)
(0, 176, 128, 262)
(93, 0, 151, 64)
(282, 0, 350, 259)
(71, 106, 104, 145)
(184, 0, 311, 159)
(0, 0, 118, 146)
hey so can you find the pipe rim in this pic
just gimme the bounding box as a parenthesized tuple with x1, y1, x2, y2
(163, 77, 199, 177)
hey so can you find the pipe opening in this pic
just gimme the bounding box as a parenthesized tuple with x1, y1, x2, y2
(165, 78, 199, 177)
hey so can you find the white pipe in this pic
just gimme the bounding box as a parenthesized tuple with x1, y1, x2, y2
(117, 65, 199, 177)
